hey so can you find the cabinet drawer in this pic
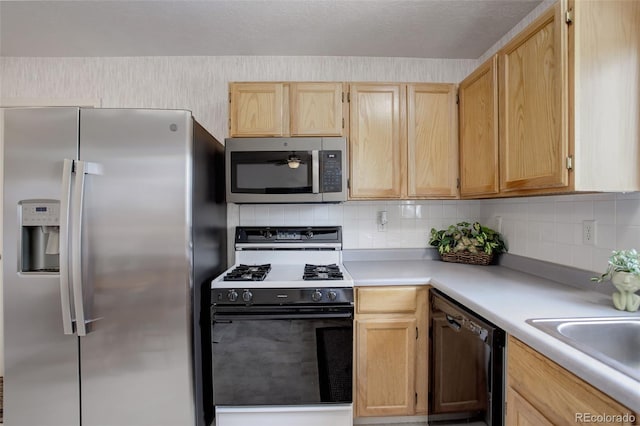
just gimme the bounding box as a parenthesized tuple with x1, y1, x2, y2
(356, 286, 417, 314)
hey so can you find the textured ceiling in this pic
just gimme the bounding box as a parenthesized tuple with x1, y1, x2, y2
(0, 0, 542, 58)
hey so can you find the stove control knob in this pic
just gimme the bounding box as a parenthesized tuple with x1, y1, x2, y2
(242, 290, 253, 303)
(328, 291, 337, 301)
(311, 290, 323, 302)
(227, 290, 238, 302)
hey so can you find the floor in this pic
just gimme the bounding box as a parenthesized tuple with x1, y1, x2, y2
(0, 376, 485, 426)
(357, 421, 486, 426)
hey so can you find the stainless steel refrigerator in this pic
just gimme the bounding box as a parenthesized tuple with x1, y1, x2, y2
(3, 107, 227, 426)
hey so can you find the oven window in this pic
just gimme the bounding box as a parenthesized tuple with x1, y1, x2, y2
(212, 318, 353, 406)
(231, 151, 313, 194)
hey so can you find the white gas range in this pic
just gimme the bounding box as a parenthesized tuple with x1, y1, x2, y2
(210, 226, 354, 426)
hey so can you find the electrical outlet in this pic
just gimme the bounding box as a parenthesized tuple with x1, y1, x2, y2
(377, 211, 388, 232)
(582, 220, 596, 245)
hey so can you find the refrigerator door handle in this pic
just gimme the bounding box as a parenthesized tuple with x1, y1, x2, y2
(59, 158, 75, 335)
(71, 160, 103, 336)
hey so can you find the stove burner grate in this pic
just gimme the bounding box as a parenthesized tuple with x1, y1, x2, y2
(223, 264, 272, 281)
(303, 264, 344, 281)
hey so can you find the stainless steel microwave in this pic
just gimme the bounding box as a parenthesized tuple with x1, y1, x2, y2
(225, 137, 347, 203)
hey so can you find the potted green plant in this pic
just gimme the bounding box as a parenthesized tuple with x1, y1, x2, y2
(592, 249, 640, 312)
(429, 221, 507, 265)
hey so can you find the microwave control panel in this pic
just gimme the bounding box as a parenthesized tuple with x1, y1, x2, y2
(320, 151, 342, 193)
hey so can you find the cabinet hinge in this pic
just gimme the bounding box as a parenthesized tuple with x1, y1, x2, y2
(229, 92, 232, 103)
(566, 155, 574, 170)
(347, 178, 350, 190)
(565, 8, 574, 24)
(456, 177, 460, 189)
(342, 117, 345, 129)
(415, 392, 418, 405)
(456, 94, 460, 105)
(347, 92, 351, 103)
(416, 327, 419, 340)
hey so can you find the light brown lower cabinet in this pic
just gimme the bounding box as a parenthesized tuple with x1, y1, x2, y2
(354, 286, 428, 417)
(506, 336, 639, 426)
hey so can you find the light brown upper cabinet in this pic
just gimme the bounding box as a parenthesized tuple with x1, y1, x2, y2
(407, 84, 459, 198)
(499, 4, 568, 193)
(290, 82, 346, 136)
(349, 83, 458, 200)
(229, 83, 285, 137)
(496, 0, 640, 196)
(349, 83, 406, 199)
(458, 56, 499, 198)
(229, 82, 346, 137)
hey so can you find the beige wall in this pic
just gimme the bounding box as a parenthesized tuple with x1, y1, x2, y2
(0, 55, 476, 141)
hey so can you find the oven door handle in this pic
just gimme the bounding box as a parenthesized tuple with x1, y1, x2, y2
(213, 312, 353, 321)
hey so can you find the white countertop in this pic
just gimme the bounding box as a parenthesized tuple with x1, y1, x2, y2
(343, 259, 640, 413)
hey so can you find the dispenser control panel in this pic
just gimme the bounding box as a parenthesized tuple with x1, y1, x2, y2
(21, 201, 60, 226)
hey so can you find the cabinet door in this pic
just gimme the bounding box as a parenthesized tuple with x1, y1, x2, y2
(507, 336, 637, 425)
(349, 84, 405, 199)
(430, 314, 486, 414)
(229, 83, 284, 137)
(290, 82, 345, 136)
(356, 317, 416, 417)
(506, 387, 554, 426)
(498, 4, 569, 192)
(459, 56, 500, 197)
(407, 83, 458, 198)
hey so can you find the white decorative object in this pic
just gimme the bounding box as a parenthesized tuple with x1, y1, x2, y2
(611, 271, 640, 312)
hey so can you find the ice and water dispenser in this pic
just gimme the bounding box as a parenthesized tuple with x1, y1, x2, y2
(19, 200, 60, 273)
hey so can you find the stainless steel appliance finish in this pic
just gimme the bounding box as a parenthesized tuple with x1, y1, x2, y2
(430, 289, 505, 426)
(3, 107, 227, 426)
(210, 226, 353, 426)
(225, 137, 347, 203)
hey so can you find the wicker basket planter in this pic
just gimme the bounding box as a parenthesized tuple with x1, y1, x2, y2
(440, 251, 494, 266)
(430, 222, 507, 266)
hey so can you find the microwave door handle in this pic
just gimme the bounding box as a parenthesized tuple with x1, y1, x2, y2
(312, 150, 320, 193)
(59, 158, 75, 335)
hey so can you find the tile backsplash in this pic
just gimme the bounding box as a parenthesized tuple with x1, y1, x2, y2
(480, 193, 640, 274)
(232, 200, 487, 250)
(229, 192, 640, 273)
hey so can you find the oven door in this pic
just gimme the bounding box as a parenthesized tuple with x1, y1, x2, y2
(211, 305, 353, 406)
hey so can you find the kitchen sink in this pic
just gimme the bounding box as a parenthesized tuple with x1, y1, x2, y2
(526, 317, 640, 382)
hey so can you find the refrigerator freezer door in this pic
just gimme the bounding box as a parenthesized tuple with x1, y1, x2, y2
(77, 109, 195, 425)
(3, 107, 81, 425)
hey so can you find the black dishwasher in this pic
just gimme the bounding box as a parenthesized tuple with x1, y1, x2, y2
(430, 289, 505, 426)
